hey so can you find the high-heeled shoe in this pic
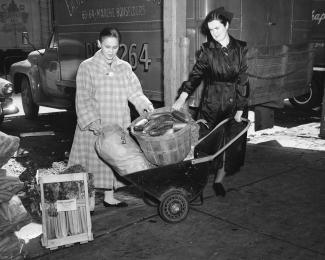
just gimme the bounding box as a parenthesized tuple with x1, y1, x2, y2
(213, 183, 226, 197)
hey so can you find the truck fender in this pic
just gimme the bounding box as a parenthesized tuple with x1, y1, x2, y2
(10, 60, 42, 103)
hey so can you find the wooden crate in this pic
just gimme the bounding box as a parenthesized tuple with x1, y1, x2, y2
(247, 42, 314, 106)
(38, 172, 93, 250)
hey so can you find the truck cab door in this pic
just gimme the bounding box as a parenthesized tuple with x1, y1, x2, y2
(242, 0, 291, 46)
(267, 0, 291, 45)
(37, 33, 63, 102)
(242, 0, 269, 45)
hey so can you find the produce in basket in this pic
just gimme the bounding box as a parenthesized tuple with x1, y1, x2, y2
(171, 110, 191, 123)
(148, 120, 174, 136)
(133, 110, 191, 137)
(130, 107, 200, 166)
(133, 118, 148, 132)
(148, 111, 172, 120)
(143, 114, 174, 133)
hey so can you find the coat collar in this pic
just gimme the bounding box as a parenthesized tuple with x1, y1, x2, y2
(208, 35, 236, 50)
(93, 50, 123, 69)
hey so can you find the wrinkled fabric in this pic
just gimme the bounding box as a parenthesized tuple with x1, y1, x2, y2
(179, 35, 249, 175)
(179, 35, 249, 110)
(68, 50, 152, 189)
(95, 125, 152, 176)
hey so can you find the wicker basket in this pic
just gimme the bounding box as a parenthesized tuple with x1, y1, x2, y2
(130, 107, 196, 166)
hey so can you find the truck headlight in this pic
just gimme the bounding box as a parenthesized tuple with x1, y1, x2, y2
(1, 83, 14, 96)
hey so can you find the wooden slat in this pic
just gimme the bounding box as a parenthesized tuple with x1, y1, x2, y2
(163, 0, 187, 106)
(40, 172, 93, 249)
(39, 172, 86, 184)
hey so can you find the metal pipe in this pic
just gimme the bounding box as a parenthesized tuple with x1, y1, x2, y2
(191, 118, 251, 165)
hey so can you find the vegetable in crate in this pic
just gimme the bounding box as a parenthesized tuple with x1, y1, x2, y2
(39, 164, 94, 203)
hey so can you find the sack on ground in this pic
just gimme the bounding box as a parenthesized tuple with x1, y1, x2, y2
(0, 131, 20, 167)
(0, 170, 24, 203)
(95, 125, 152, 175)
(0, 233, 24, 260)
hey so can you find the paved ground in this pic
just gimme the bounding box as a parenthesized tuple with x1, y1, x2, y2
(21, 121, 325, 260)
(2, 99, 325, 259)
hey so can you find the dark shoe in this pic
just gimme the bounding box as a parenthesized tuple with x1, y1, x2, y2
(213, 183, 226, 197)
(103, 201, 128, 207)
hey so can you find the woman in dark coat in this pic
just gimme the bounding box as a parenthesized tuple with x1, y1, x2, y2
(173, 7, 249, 197)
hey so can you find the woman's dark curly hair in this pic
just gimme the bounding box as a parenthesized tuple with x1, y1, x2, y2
(99, 27, 121, 43)
(200, 7, 233, 37)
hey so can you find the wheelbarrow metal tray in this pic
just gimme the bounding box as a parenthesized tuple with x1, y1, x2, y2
(123, 159, 210, 202)
(124, 118, 251, 203)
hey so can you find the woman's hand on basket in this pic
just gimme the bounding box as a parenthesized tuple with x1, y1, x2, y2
(142, 103, 155, 118)
(234, 110, 243, 122)
(89, 120, 102, 136)
(145, 103, 155, 113)
(172, 92, 188, 110)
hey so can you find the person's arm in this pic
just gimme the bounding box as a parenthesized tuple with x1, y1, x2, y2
(234, 44, 249, 122)
(75, 63, 101, 132)
(173, 46, 208, 110)
(236, 44, 249, 111)
(127, 66, 154, 115)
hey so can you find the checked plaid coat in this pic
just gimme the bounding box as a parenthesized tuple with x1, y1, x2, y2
(68, 50, 152, 189)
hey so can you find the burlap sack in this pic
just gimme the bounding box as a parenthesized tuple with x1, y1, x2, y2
(96, 125, 152, 175)
(0, 131, 20, 167)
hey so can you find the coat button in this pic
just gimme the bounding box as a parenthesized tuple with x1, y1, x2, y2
(229, 98, 233, 103)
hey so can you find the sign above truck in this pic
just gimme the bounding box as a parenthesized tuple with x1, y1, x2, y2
(59, 0, 161, 24)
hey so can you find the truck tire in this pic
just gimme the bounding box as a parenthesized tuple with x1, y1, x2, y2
(21, 77, 39, 119)
(289, 72, 323, 111)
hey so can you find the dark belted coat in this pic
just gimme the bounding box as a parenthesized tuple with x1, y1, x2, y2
(179, 35, 250, 174)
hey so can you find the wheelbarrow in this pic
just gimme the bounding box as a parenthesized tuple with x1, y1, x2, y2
(123, 117, 251, 223)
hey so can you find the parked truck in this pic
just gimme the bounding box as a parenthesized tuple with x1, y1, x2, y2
(0, 0, 51, 76)
(9, 0, 314, 129)
(0, 77, 18, 124)
(289, 0, 325, 111)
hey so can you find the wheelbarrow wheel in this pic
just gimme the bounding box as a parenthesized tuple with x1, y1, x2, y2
(159, 189, 189, 223)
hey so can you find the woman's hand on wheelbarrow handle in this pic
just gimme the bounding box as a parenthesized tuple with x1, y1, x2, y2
(234, 110, 243, 122)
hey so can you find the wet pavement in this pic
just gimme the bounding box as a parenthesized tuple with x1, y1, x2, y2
(22, 122, 325, 260)
(2, 100, 325, 259)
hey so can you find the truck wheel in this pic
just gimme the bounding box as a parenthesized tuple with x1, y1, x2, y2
(21, 77, 39, 119)
(289, 73, 323, 111)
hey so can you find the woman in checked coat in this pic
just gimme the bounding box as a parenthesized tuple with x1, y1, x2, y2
(173, 7, 249, 197)
(68, 27, 154, 208)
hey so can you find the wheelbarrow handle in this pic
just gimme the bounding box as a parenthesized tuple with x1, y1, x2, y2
(191, 117, 251, 165)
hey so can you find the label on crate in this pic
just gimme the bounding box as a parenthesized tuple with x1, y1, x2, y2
(56, 199, 77, 212)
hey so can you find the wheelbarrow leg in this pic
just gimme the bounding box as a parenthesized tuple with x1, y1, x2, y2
(189, 192, 204, 206)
